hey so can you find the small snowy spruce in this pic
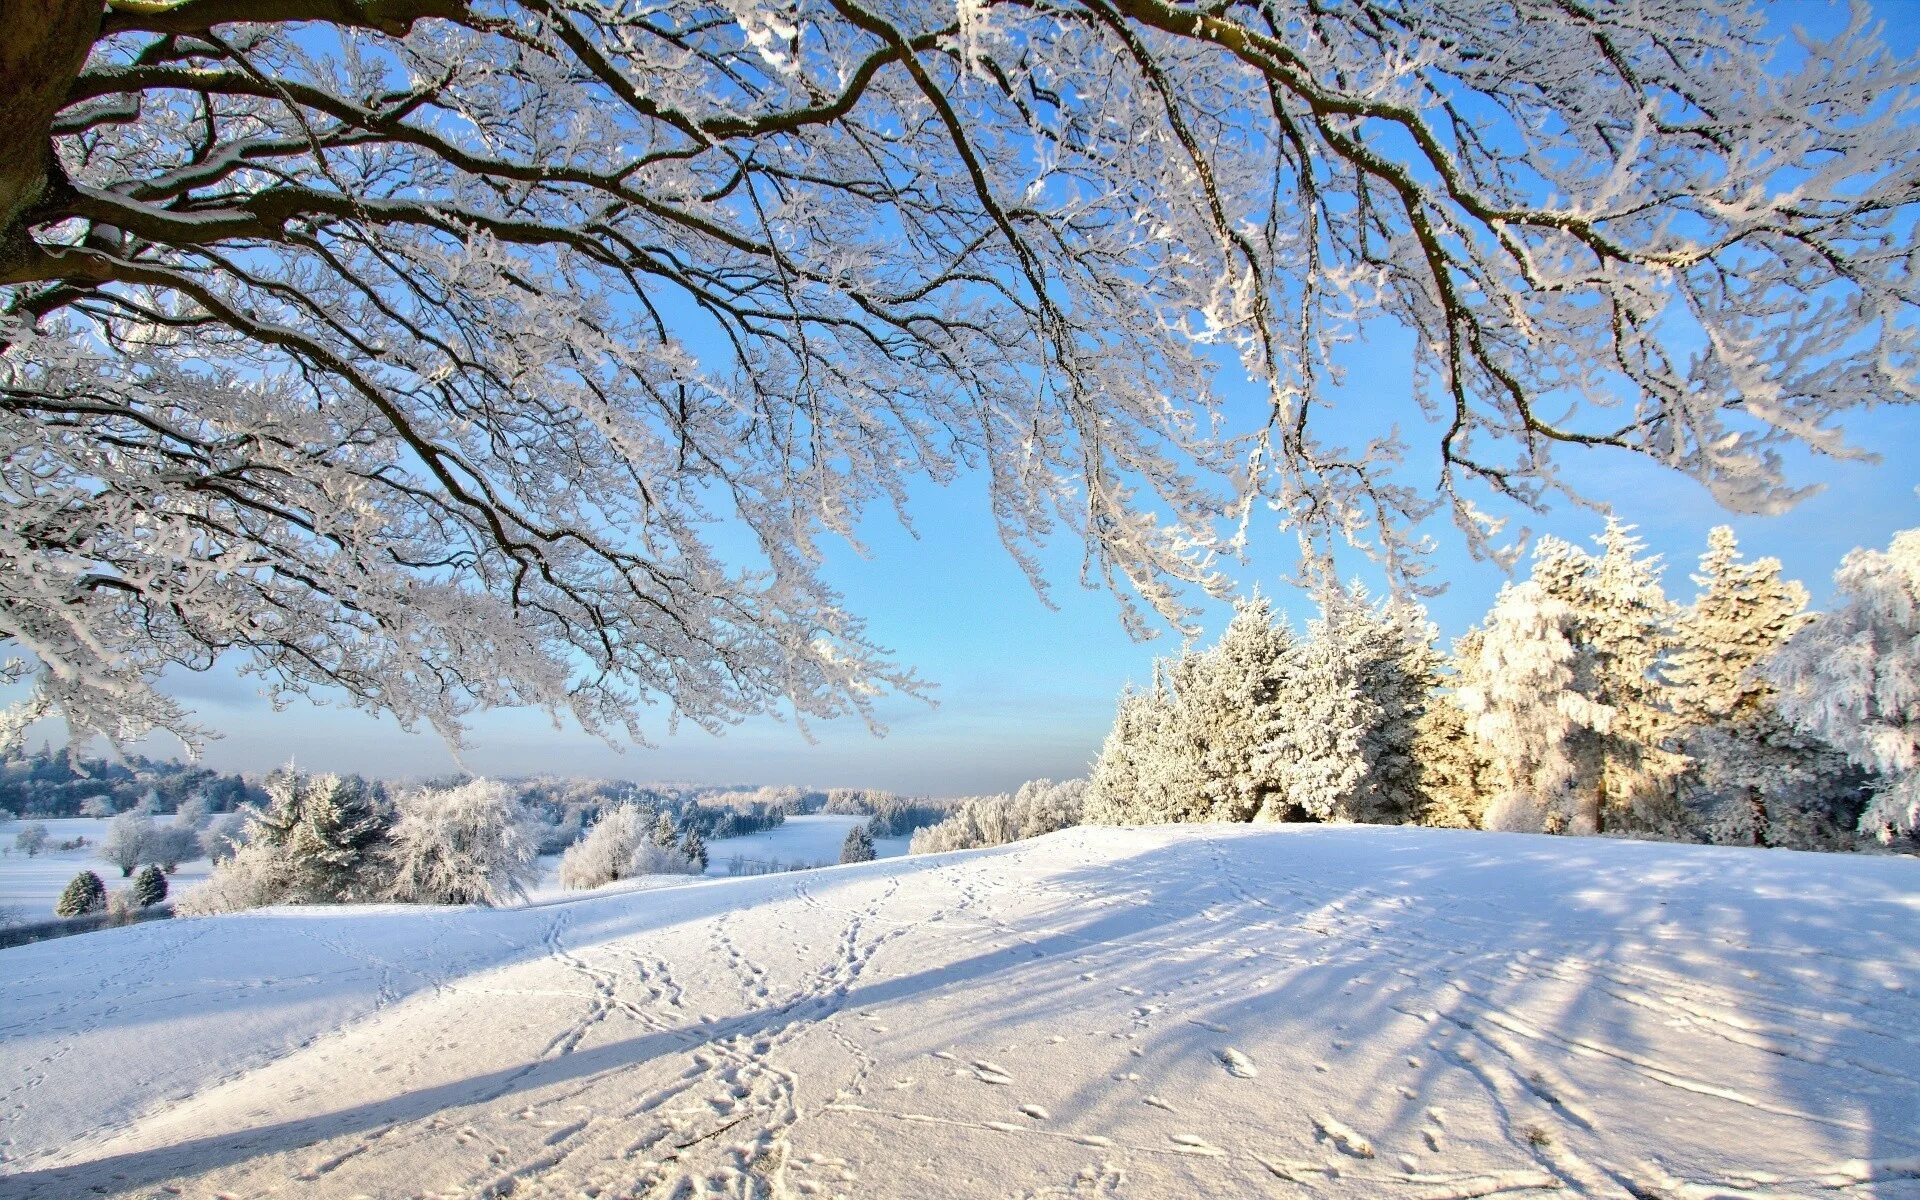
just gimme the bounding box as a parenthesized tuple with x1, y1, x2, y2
(133, 864, 167, 907)
(840, 824, 876, 864)
(679, 828, 709, 872)
(246, 770, 392, 903)
(55, 870, 106, 917)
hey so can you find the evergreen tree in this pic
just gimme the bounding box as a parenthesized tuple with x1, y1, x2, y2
(1459, 582, 1614, 833)
(1669, 527, 1848, 848)
(1183, 597, 1300, 822)
(1531, 522, 1684, 833)
(652, 811, 679, 849)
(1412, 686, 1493, 830)
(1085, 686, 1162, 824)
(133, 864, 168, 907)
(55, 870, 106, 917)
(679, 828, 709, 872)
(1255, 583, 1437, 823)
(840, 824, 876, 864)
(247, 770, 391, 903)
(1769, 528, 1920, 842)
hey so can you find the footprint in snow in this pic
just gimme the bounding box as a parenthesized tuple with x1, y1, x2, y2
(1169, 1134, 1225, 1157)
(972, 1061, 1013, 1085)
(1187, 1018, 1230, 1033)
(1218, 1048, 1258, 1079)
(1018, 1104, 1050, 1120)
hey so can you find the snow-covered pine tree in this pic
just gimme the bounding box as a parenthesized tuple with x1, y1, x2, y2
(1768, 528, 1920, 842)
(247, 770, 391, 903)
(652, 811, 679, 850)
(1669, 527, 1853, 848)
(1180, 596, 1301, 823)
(1259, 603, 1367, 822)
(1085, 660, 1211, 826)
(1412, 675, 1493, 831)
(679, 828, 709, 873)
(840, 824, 876, 864)
(1459, 582, 1614, 833)
(133, 864, 167, 907)
(1085, 686, 1157, 825)
(383, 778, 539, 907)
(55, 870, 106, 917)
(1254, 583, 1437, 824)
(1531, 522, 1684, 833)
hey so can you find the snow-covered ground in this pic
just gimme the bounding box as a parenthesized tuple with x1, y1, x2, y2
(0, 817, 214, 923)
(1, 825, 1915, 1199)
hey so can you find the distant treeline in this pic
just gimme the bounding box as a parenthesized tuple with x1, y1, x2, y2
(0, 746, 265, 818)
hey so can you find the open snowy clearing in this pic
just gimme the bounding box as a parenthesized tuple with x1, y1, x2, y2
(1, 825, 1915, 1199)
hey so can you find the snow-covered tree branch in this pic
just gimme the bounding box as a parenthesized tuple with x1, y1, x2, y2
(4, 0, 1915, 749)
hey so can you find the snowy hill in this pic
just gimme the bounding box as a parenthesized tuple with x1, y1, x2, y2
(1, 825, 1915, 1199)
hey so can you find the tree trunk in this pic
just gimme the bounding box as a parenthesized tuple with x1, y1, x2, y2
(0, 0, 98, 276)
(1747, 787, 1771, 849)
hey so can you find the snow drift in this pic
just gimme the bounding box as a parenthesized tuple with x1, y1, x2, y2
(1, 825, 1915, 1198)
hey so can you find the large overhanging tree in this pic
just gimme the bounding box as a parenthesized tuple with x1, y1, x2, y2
(1, 0, 1914, 754)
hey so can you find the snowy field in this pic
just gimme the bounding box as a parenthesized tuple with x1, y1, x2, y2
(0, 817, 213, 923)
(1, 825, 1915, 1199)
(521, 815, 913, 903)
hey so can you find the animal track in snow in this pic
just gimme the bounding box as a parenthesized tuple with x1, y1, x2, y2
(1218, 1048, 1258, 1078)
(1169, 1133, 1225, 1157)
(1017, 1104, 1050, 1120)
(972, 1060, 1013, 1085)
(1313, 1114, 1374, 1159)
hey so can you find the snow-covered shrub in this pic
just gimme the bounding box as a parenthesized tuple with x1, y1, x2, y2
(133, 864, 168, 907)
(383, 778, 539, 907)
(911, 779, 1087, 853)
(79, 797, 115, 818)
(100, 812, 154, 877)
(104, 887, 142, 925)
(629, 842, 701, 876)
(1768, 527, 1920, 842)
(55, 870, 106, 917)
(177, 839, 288, 916)
(840, 824, 876, 863)
(558, 803, 648, 890)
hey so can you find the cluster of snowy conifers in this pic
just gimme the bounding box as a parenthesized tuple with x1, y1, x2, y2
(1077, 523, 1919, 850)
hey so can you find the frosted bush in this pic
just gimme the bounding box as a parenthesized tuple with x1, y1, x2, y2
(559, 804, 649, 890)
(384, 779, 539, 907)
(629, 843, 701, 877)
(178, 840, 289, 916)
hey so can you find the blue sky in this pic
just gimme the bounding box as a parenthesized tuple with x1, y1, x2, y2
(98, 1, 1920, 794)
